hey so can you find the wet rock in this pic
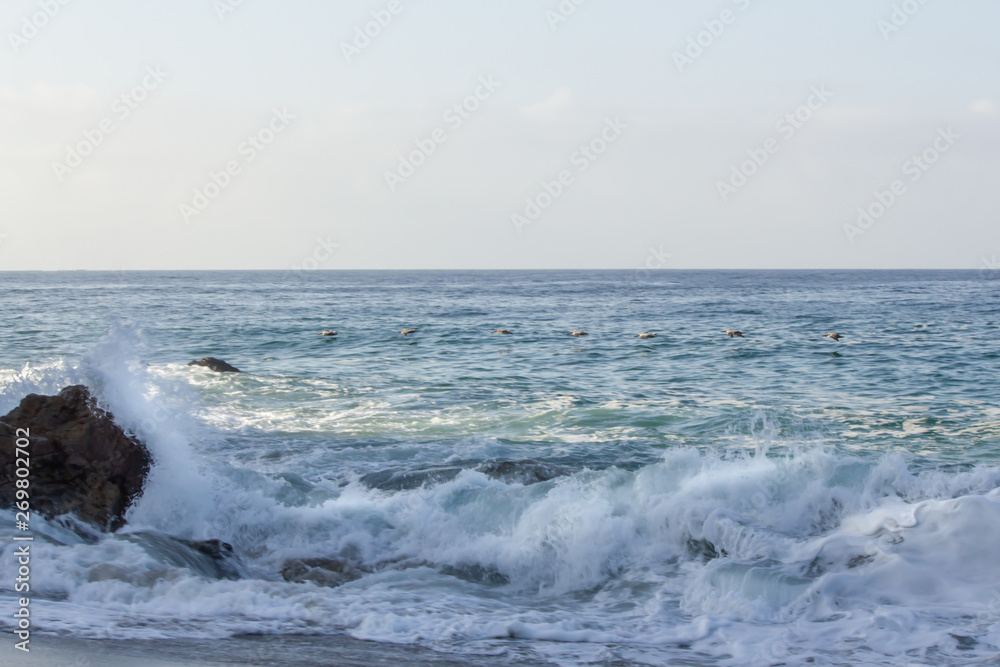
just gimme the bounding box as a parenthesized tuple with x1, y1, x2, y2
(187, 357, 241, 373)
(280, 557, 367, 588)
(0, 385, 150, 531)
(686, 536, 726, 561)
(184, 538, 237, 564)
(476, 460, 569, 485)
(360, 460, 571, 492)
(125, 532, 243, 580)
(359, 466, 462, 491)
(440, 562, 510, 586)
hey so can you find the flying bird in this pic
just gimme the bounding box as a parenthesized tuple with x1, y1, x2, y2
(634, 332, 658, 339)
(566, 330, 589, 337)
(399, 328, 418, 336)
(317, 330, 338, 336)
(823, 333, 842, 342)
(722, 330, 745, 338)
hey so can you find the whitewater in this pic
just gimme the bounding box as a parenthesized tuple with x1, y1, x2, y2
(1, 270, 999, 666)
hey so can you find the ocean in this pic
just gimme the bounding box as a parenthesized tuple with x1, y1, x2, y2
(1, 270, 999, 666)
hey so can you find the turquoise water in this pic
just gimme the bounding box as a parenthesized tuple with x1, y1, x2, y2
(2, 270, 999, 666)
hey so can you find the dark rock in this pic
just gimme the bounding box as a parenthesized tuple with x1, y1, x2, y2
(124, 532, 243, 580)
(0, 385, 151, 531)
(686, 536, 727, 561)
(181, 538, 242, 579)
(440, 562, 510, 586)
(476, 460, 569, 485)
(185, 537, 235, 560)
(280, 553, 502, 588)
(359, 466, 462, 491)
(187, 357, 241, 373)
(280, 557, 367, 588)
(360, 460, 570, 492)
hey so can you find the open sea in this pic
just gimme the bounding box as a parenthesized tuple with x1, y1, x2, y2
(1, 270, 999, 666)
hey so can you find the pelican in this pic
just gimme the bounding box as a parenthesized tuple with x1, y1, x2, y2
(317, 330, 338, 336)
(634, 332, 658, 339)
(399, 328, 418, 336)
(823, 333, 842, 342)
(722, 329, 745, 338)
(492, 329, 514, 335)
(566, 330, 589, 337)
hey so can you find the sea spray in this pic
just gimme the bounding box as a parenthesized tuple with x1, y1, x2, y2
(0, 271, 998, 666)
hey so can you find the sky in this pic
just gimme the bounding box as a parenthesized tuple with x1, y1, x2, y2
(0, 0, 998, 271)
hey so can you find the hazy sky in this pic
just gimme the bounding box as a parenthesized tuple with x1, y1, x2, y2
(1, 0, 998, 270)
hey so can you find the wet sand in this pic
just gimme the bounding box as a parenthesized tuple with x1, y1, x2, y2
(0, 633, 555, 667)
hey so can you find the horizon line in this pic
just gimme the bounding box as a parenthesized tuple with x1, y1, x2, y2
(0, 268, 987, 273)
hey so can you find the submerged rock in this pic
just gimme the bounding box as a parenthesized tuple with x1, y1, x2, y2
(686, 536, 727, 561)
(0, 385, 150, 531)
(280, 553, 509, 589)
(187, 357, 241, 373)
(359, 466, 462, 491)
(359, 460, 571, 492)
(125, 532, 243, 580)
(440, 562, 510, 586)
(280, 557, 367, 588)
(476, 460, 569, 485)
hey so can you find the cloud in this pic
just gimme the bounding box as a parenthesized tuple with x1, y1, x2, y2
(518, 87, 572, 122)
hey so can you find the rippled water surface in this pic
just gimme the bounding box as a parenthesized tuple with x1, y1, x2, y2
(2, 270, 999, 666)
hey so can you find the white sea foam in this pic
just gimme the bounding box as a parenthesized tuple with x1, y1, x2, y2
(2, 323, 1000, 665)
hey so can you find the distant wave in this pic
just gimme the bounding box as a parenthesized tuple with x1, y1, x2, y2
(2, 312, 999, 665)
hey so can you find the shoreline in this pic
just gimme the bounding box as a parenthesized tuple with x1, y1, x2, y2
(0, 633, 555, 667)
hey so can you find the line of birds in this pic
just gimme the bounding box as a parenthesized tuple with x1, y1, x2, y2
(316, 329, 845, 341)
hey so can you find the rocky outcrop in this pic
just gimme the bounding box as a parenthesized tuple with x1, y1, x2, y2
(124, 532, 243, 580)
(279, 556, 510, 588)
(280, 557, 367, 588)
(188, 357, 241, 373)
(476, 460, 569, 485)
(0, 386, 150, 531)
